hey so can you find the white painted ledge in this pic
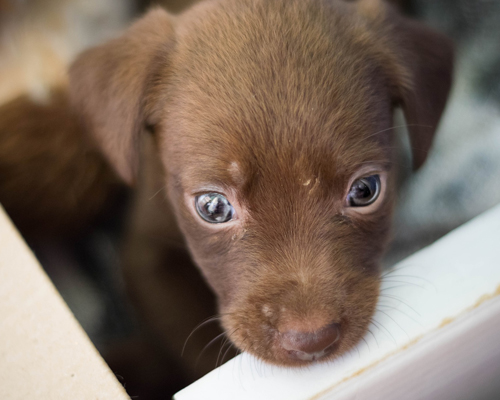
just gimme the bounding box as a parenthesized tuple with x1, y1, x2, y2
(0, 206, 130, 400)
(175, 203, 500, 400)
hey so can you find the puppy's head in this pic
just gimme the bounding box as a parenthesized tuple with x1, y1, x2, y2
(70, 0, 453, 366)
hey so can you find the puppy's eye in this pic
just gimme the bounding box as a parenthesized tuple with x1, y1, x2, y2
(195, 193, 234, 223)
(347, 175, 381, 207)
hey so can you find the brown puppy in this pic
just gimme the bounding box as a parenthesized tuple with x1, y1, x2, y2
(70, 0, 453, 369)
(0, 0, 134, 236)
(0, 90, 121, 236)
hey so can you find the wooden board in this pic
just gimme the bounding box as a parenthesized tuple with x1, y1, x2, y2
(0, 206, 130, 400)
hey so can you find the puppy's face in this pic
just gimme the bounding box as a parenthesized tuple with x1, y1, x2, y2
(70, 0, 453, 366)
(160, 4, 395, 364)
(163, 111, 392, 366)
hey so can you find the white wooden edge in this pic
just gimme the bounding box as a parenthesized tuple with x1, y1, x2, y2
(175, 203, 500, 400)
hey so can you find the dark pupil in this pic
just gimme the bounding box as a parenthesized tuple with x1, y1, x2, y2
(352, 181, 371, 199)
(349, 175, 380, 206)
(197, 194, 232, 223)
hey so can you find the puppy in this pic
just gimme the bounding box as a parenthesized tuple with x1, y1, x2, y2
(0, 0, 133, 236)
(70, 0, 453, 370)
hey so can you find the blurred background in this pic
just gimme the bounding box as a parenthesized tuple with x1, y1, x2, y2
(0, 0, 499, 399)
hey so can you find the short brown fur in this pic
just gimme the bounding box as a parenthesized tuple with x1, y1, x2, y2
(69, 0, 453, 369)
(0, 89, 121, 236)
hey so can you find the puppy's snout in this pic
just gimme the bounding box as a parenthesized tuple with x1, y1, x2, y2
(280, 322, 340, 361)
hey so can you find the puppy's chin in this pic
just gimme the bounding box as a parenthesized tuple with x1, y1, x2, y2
(219, 274, 380, 367)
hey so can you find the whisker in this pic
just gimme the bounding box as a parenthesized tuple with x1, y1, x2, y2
(148, 185, 166, 201)
(381, 279, 425, 288)
(376, 309, 410, 340)
(371, 319, 397, 344)
(195, 331, 228, 368)
(354, 159, 409, 168)
(221, 340, 236, 366)
(369, 123, 433, 138)
(366, 328, 379, 348)
(360, 336, 371, 353)
(385, 274, 436, 288)
(216, 328, 239, 367)
(380, 284, 420, 292)
(346, 123, 433, 152)
(217, 336, 231, 368)
(381, 263, 420, 277)
(182, 315, 221, 357)
(376, 304, 423, 326)
(378, 294, 421, 316)
(354, 342, 361, 358)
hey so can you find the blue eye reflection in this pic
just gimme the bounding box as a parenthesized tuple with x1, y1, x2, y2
(195, 193, 234, 223)
(347, 175, 381, 207)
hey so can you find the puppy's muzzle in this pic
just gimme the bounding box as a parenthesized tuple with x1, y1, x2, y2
(280, 322, 341, 361)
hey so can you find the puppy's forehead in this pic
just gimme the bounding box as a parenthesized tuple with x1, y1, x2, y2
(173, 0, 388, 110)
(165, 0, 393, 186)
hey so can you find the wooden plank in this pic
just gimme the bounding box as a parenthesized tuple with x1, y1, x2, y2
(0, 206, 130, 400)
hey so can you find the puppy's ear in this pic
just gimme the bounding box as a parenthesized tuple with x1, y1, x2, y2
(360, 0, 454, 170)
(69, 8, 174, 184)
(394, 17, 454, 170)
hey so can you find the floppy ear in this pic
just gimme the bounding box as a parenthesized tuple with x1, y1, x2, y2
(392, 15, 454, 170)
(360, 0, 454, 170)
(69, 8, 174, 184)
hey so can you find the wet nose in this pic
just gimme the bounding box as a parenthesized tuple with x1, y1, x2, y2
(280, 322, 340, 361)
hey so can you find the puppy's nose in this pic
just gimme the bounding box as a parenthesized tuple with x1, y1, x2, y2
(280, 322, 340, 361)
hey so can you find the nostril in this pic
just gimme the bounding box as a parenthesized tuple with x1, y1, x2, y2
(280, 322, 340, 360)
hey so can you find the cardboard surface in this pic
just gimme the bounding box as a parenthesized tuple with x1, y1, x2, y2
(0, 206, 130, 400)
(175, 203, 500, 400)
